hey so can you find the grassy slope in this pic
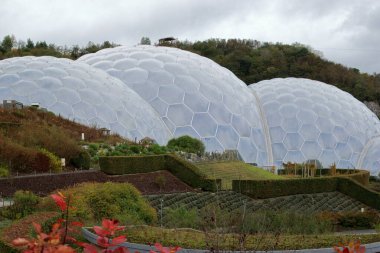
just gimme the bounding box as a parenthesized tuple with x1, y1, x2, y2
(196, 161, 283, 189)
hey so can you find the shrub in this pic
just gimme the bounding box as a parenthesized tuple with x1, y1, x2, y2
(39, 148, 61, 172)
(70, 149, 91, 169)
(0, 165, 9, 177)
(164, 205, 200, 228)
(167, 135, 205, 155)
(154, 174, 167, 191)
(39, 182, 157, 225)
(337, 211, 380, 229)
(1, 190, 40, 219)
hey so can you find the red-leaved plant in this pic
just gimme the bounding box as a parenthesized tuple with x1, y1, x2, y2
(334, 240, 366, 253)
(12, 191, 181, 253)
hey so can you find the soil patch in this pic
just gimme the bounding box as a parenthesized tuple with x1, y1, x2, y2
(110, 170, 195, 194)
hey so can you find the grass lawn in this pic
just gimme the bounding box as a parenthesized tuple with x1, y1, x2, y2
(196, 161, 283, 189)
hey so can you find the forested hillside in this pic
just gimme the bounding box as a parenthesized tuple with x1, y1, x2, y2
(1, 35, 379, 114)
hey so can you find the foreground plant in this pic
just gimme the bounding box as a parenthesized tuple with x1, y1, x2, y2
(12, 191, 180, 253)
(334, 240, 365, 253)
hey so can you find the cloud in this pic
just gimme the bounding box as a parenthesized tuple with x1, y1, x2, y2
(0, 0, 379, 73)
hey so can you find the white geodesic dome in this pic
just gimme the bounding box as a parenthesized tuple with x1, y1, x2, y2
(0, 56, 171, 144)
(78, 45, 269, 165)
(249, 78, 380, 169)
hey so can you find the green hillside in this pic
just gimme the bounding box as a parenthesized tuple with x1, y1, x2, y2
(196, 161, 282, 189)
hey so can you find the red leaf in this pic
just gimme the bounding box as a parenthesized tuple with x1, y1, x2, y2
(97, 236, 111, 248)
(51, 193, 67, 211)
(111, 235, 126, 246)
(56, 245, 76, 253)
(32, 222, 42, 234)
(81, 242, 99, 253)
(94, 225, 110, 237)
(112, 246, 130, 253)
(70, 221, 84, 227)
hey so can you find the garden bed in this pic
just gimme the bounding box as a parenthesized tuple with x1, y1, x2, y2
(82, 226, 380, 252)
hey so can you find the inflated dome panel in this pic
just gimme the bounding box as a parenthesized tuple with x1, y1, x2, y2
(249, 78, 380, 169)
(357, 136, 380, 176)
(0, 56, 171, 144)
(79, 46, 269, 165)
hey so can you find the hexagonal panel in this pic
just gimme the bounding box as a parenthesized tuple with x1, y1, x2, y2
(333, 126, 349, 143)
(209, 102, 232, 124)
(272, 143, 287, 160)
(150, 97, 168, 117)
(297, 109, 318, 124)
(284, 133, 304, 150)
(316, 117, 334, 133)
(279, 104, 298, 118)
(238, 137, 258, 163)
(202, 137, 224, 152)
(301, 141, 322, 159)
(232, 115, 251, 137)
(299, 124, 320, 141)
(167, 104, 193, 126)
(270, 126, 286, 143)
(184, 92, 209, 112)
(335, 142, 352, 160)
(216, 125, 239, 149)
(192, 113, 217, 137)
(282, 118, 301, 132)
(318, 133, 337, 149)
(158, 85, 184, 104)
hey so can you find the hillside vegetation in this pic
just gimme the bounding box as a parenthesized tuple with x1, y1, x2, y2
(0, 107, 125, 174)
(196, 161, 282, 189)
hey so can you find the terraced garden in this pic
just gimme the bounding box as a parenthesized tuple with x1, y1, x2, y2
(196, 161, 283, 189)
(145, 191, 372, 214)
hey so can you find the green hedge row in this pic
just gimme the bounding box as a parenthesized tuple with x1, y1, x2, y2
(99, 154, 221, 192)
(233, 177, 380, 210)
(232, 177, 338, 199)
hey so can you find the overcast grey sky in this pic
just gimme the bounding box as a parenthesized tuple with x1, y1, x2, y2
(1, 0, 379, 74)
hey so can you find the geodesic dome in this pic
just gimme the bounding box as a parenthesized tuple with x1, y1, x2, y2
(357, 136, 380, 176)
(249, 78, 380, 169)
(0, 56, 171, 144)
(78, 45, 269, 165)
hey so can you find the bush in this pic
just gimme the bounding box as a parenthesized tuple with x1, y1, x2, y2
(1, 190, 40, 219)
(167, 135, 205, 155)
(39, 182, 157, 225)
(320, 211, 380, 229)
(70, 149, 91, 169)
(39, 148, 61, 172)
(0, 165, 9, 177)
(164, 205, 200, 228)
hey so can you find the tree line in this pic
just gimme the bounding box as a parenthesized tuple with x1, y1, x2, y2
(1, 35, 380, 107)
(0, 34, 118, 60)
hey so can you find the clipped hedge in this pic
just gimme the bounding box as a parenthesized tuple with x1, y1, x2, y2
(337, 177, 380, 210)
(99, 154, 221, 192)
(232, 177, 338, 199)
(233, 177, 380, 210)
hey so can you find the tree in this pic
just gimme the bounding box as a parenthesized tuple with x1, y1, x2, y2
(26, 38, 34, 49)
(1, 34, 16, 52)
(140, 37, 151, 45)
(167, 135, 205, 155)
